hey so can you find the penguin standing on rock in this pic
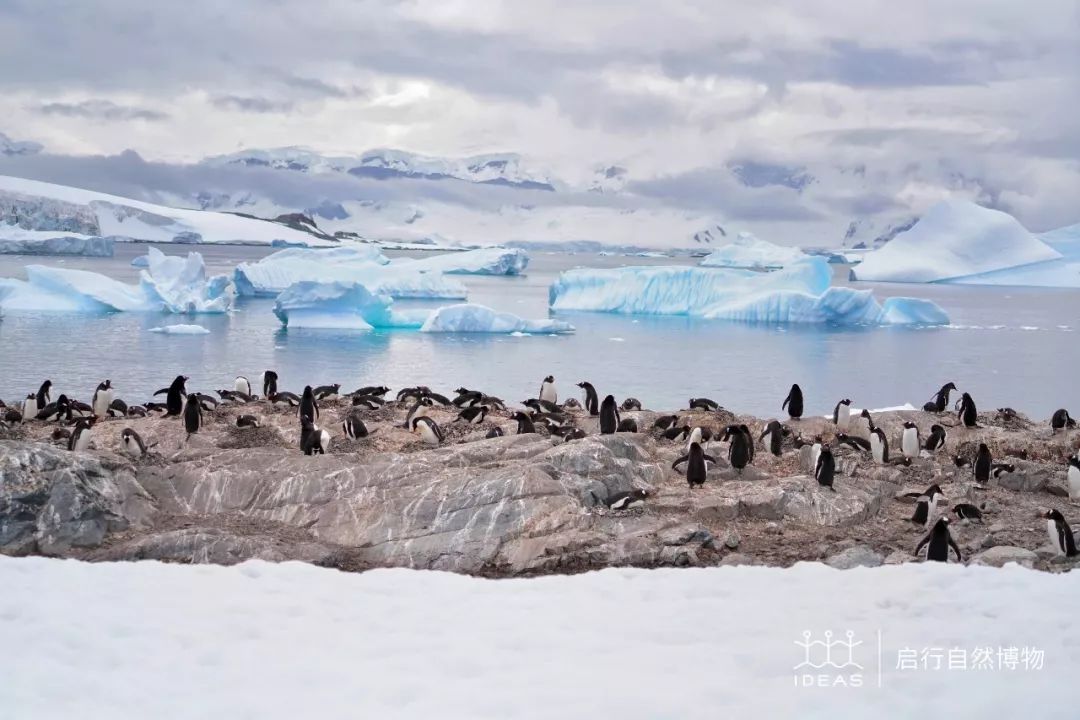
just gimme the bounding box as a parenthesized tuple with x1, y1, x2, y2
(1044, 509, 1078, 557)
(577, 382, 599, 416)
(301, 416, 331, 455)
(832, 399, 852, 431)
(724, 424, 752, 475)
(21, 394, 34, 421)
(68, 418, 95, 452)
(759, 420, 785, 457)
(911, 484, 944, 526)
(673, 442, 718, 488)
(539, 376, 558, 405)
(973, 443, 992, 487)
(155, 375, 188, 416)
(262, 370, 279, 398)
(1051, 409, 1075, 434)
(1067, 457, 1080, 503)
(915, 517, 962, 562)
(924, 424, 947, 453)
(923, 382, 957, 412)
(957, 392, 978, 428)
(183, 393, 202, 438)
(870, 426, 889, 464)
(815, 444, 836, 491)
(35, 380, 52, 410)
(510, 412, 536, 434)
(901, 421, 920, 459)
(121, 428, 148, 458)
(782, 384, 803, 420)
(599, 395, 620, 435)
(299, 386, 320, 421)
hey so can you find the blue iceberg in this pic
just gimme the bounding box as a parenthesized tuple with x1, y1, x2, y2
(420, 303, 574, 334)
(149, 324, 210, 335)
(273, 281, 427, 330)
(393, 247, 529, 276)
(699, 232, 807, 269)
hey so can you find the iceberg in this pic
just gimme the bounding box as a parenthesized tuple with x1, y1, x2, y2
(235, 245, 467, 300)
(149, 324, 210, 335)
(549, 258, 948, 326)
(0, 229, 115, 257)
(851, 200, 1063, 284)
(391, 247, 529, 275)
(699, 232, 807, 269)
(273, 281, 427, 330)
(0, 247, 235, 313)
(420, 303, 574, 334)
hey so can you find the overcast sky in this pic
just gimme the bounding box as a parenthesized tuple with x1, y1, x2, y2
(1, 0, 1078, 231)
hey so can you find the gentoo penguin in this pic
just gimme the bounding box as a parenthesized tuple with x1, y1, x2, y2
(234, 376, 253, 397)
(183, 393, 202, 437)
(538, 376, 558, 405)
(524, 398, 561, 415)
(1044, 509, 1078, 557)
(617, 418, 638, 433)
(36, 394, 71, 422)
(155, 375, 188, 416)
(511, 411, 536, 434)
(1067, 457, 1080, 503)
(403, 396, 434, 429)
(923, 382, 957, 412)
(815, 444, 836, 491)
(782, 384, 803, 420)
(300, 416, 331, 455)
(869, 426, 889, 464)
(835, 433, 871, 452)
(952, 503, 984, 522)
(911, 483, 945, 525)
(352, 385, 390, 399)
(901, 421, 920, 459)
(121, 427, 148, 458)
(217, 389, 252, 404)
(973, 443, 992, 486)
(126, 405, 147, 418)
(236, 414, 260, 429)
(689, 398, 719, 411)
(485, 427, 505, 439)
(759, 419, 785, 457)
(621, 398, 642, 411)
(991, 463, 1015, 478)
(915, 517, 962, 563)
(725, 424, 751, 475)
(352, 394, 383, 410)
(68, 418, 95, 452)
(262, 370, 279, 398)
(957, 392, 978, 428)
(808, 435, 822, 475)
(1051, 409, 1075, 434)
(924, 424, 947, 453)
(21, 393, 34, 421)
(413, 416, 444, 446)
(452, 390, 483, 408)
(832, 399, 852, 431)
(313, 384, 340, 401)
(653, 415, 679, 430)
(577, 382, 599, 416)
(195, 393, 219, 412)
(51, 427, 71, 442)
(69, 399, 93, 418)
(596, 489, 649, 510)
(35, 380, 52, 410)
(662, 425, 691, 441)
(563, 428, 587, 441)
(672, 441, 718, 488)
(455, 405, 488, 425)
(686, 426, 704, 451)
(599, 395, 620, 435)
(107, 399, 128, 418)
(299, 386, 319, 421)
(269, 391, 301, 408)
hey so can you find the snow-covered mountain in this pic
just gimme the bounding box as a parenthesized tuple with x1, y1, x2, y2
(0, 132, 42, 157)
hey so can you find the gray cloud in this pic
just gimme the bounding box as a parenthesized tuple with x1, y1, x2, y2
(35, 99, 168, 122)
(210, 95, 294, 113)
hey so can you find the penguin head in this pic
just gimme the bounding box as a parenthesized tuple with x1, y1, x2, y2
(860, 409, 872, 419)
(1043, 509, 1065, 522)
(543, 375, 554, 383)
(302, 385, 314, 397)
(41, 380, 52, 390)
(1067, 457, 1080, 469)
(840, 398, 851, 406)
(902, 421, 916, 430)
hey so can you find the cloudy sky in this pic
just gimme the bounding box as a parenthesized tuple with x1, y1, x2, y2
(1, 0, 1079, 234)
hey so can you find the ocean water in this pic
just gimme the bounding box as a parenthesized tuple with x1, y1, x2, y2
(0, 244, 1077, 419)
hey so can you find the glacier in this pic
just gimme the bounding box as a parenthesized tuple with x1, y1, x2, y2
(0, 247, 235, 313)
(392, 247, 529, 276)
(420, 304, 574, 334)
(149, 324, 211, 335)
(0, 228, 115, 257)
(699, 232, 807, 269)
(548, 258, 949, 326)
(850, 200, 1065, 285)
(273, 281, 427, 330)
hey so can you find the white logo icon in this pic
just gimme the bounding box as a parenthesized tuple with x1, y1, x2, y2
(794, 630, 863, 671)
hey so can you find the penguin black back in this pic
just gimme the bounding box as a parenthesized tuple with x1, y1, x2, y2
(782, 384, 803, 419)
(916, 517, 962, 562)
(599, 395, 619, 435)
(958, 392, 978, 427)
(183, 393, 202, 435)
(815, 444, 835, 491)
(923, 382, 956, 412)
(300, 385, 319, 421)
(577, 382, 599, 416)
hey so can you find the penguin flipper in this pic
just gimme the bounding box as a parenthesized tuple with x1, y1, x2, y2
(153, 388, 169, 396)
(914, 534, 930, 557)
(672, 455, 689, 472)
(703, 454, 719, 465)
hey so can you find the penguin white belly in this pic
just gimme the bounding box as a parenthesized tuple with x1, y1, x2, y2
(540, 385, 557, 404)
(22, 399, 33, 419)
(73, 429, 93, 452)
(901, 429, 918, 458)
(687, 428, 703, 452)
(235, 377, 251, 395)
(1069, 466, 1080, 502)
(761, 431, 772, 452)
(319, 430, 330, 453)
(418, 423, 441, 446)
(836, 406, 850, 431)
(870, 436, 884, 464)
(122, 436, 141, 457)
(1047, 520, 1063, 555)
(94, 390, 114, 417)
(809, 444, 822, 474)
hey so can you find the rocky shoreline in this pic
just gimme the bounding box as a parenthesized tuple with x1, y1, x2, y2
(2, 394, 1078, 574)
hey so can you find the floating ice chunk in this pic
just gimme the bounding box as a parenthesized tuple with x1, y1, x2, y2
(851, 200, 1062, 283)
(877, 296, 952, 325)
(149, 324, 210, 335)
(391, 247, 529, 275)
(140, 247, 235, 313)
(699, 232, 807, 269)
(131, 254, 150, 267)
(420, 303, 574, 333)
(273, 281, 427, 330)
(0, 229, 115, 257)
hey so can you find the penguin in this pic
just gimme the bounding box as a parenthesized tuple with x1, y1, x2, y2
(924, 424, 947, 453)
(952, 503, 984, 522)
(511, 412, 536, 434)
(155, 375, 188, 416)
(21, 393, 35, 421)
(577, 382, 599, 416)
(672, 442, 718, 488)
(69, 399, 93, 418)
(299, 386, 319, 421)
(1067, 457, 1080, 503)
(725, 424, 751, 475)
(596, 489, 649, 510)
(236, 415, 260, 429)
(653, 415, 679, 430)
(351, 385, 389, 399)
(832, 399, 852, 431)
(35, 380, 52, 410)
(51, 427, 71, 442)
(485, 427, 505, 439)
(235, 376, 253, 397)
(452, 390, 483, 408)
(835, 433, 871, 452)
(617, 418, 638, 433)
(217, 389, 252, 404)
(599, 395, 619, 435)
(973, 443, 992, 486)
(869, 427, 888, 464)
(108, 399, 128, 418)
(923, 382, 957, 412)
(68, 418, 94, 452)
(562, 398, 582, 410)
(195, 393, 219, 412)
(1051, 409, 1075, 434)
(1044, 509, 1078, 557)
(120, 427, 148, 458)
(686, 426, 704, 451)
(403, 397, 434, 429)
(957, 392, 978, 428)
(183, 393, 202, 437)
(991, 463, 1015, 478)
(782, 384, 803, 420)
(352, 395, 383, 410)
(126, 405, 147, 418)
(912, 483, 945, 525)
(689, 398, 719, 411)
(524, 398, 561, 415)
(662, 425, 690, 441)
(815, 444, 836, 491)
(901, 421, 919, 459)
(269, 391, 301, 408)
(413, 416, 444, 446)
(455, 405, 488, 425)
(621, 398, 642, 411)
(563, 428, 587, 441)
(807, 435, 822, 475)
(313, 384, 341, 401)
(36, 394, 71, 422)
(300, 416, 331, 455)
(759, 419, 785, 457)
(538, 375, 558, 405)
(262, 370, 279, 398)
(915, 517, 962, 562)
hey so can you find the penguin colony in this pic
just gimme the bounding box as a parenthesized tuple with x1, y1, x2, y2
(3, 374, 1079, 565)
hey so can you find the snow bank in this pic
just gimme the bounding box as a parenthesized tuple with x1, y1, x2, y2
(235, 245, 468, 300)
(272, 281, 426, 330)
(149, 324, 210, 335)
(700, 231, 807, 269)
(392, 247, 529, 275)
(2, 557, 1075, 719)
(549, 258, 948, 325)
(851, 200, 1062, 283)
(0, 247, 235, 313)
(420, 303, 574, 333)
(0, 228, 115, 256)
